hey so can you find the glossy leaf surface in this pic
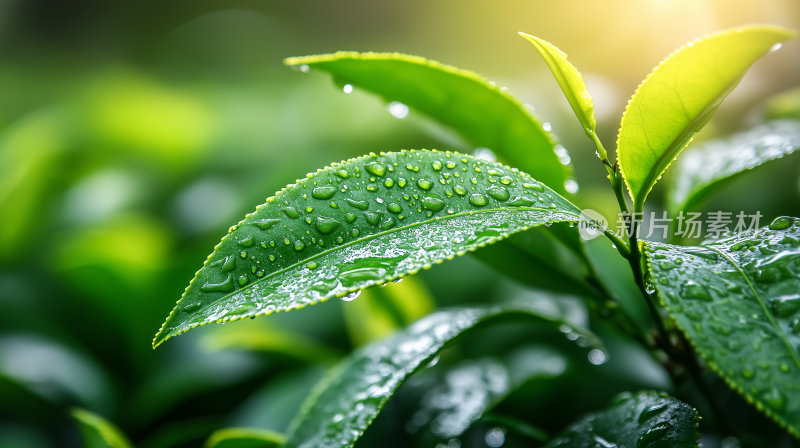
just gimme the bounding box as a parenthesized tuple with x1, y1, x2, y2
(283, 52, 568, 193)
(71, 408, 133, 448)
(204, 428, 285, 448)
(519, 33, 597, 137)
(284, 304, 600, 448)
(544, 391, 699, 447)
(645, 218, 800, 435)
(617, 25, 796, 209)
(668, 119, 800, 214)
(154, 150, 583, 347)
(401, 345, 569, 439)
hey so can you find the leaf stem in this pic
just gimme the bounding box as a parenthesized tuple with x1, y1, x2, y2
(588, 129, 613, 170)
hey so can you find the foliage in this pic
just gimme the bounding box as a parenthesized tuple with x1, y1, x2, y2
(4, 11, 800, 448)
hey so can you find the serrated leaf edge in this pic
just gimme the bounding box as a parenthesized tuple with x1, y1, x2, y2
(153, 149, 583, 348)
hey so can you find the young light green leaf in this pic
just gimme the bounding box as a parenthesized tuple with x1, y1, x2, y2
(283, 303, 602, 448)
(645, 218, 800, 436)
(617, 25, 797, 210)
(401, 345, 569, 440)
(71, 408, 133, 448)
(205, 428, 285, 448)
(543, 391, 699, 447)
(200, 324, 344, 362)
(667, 119, 800, 214)
(153, 150, 585, 347)
(518, 33, 597, 139)
(283, 52, 569, 194)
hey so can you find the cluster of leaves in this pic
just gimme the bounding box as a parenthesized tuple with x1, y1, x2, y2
(6, 17, 800, 448)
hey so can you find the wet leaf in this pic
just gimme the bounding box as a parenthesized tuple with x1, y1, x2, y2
(519, 33, 597, 138)
(204, 428, 285, 448)
(544, 391, 699, 448)
(71, 408, 133, 448)
(667, 119, 800, 214)
(617, 25, 796, 209)
(154, 150, 584, 347)
(283, 303, 601, 448)
(283, 52, 568, 194)
(645, 218, 800, 436)
(401, 345, 570, 440)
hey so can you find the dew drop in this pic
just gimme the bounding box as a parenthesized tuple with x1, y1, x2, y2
(182, 302, 201, 313)
(312, 186, 337, 200)
(770, 216, 793, 230)
(421, 196, 445, 212)
(269, 255, 276, 262)
(469, 193, 488, 207)
(638, 403, 668, 423)
(306, 261, 318, 270)
(341, 290, 361, 301)
(387, 203, 402, 214)
(294, 240, 304, 250)
(343, 84, 353, 93)
(486, 185, 510, 201)
(417, 178, 434, 190)
(432, 160, 443, 171)
(238, 275, 249, 286)
(345, 198, 369, 210)
(315, 216, 342, 234)
(345, 213, 357, 223)
(682, 281, 712, 301)
(251, 219, 281, 230)
(351, 229, 360, 237)
(282, 207, 300, 219)
(398, 178, 407, 187)
(384, 178, 395, 188)
(334, 169, 349, 178)
(454, 185, 467, 196)
(365, 162, 387, 176)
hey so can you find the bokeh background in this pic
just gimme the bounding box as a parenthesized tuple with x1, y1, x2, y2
(1, 1, 799, 447)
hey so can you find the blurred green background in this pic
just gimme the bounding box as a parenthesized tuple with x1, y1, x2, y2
(1, 1, 799, 447)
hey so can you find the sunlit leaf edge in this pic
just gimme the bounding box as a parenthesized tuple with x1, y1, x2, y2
(616, 24, 797, 208)
(153, 149, 588, 348)
(643, 235, 800, 438)
(282, 51, 570, 184)
(518, 33, 596, 135)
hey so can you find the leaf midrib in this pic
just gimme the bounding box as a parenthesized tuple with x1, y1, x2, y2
(707, 246, 800, 371)
(184, 206, 583, 321)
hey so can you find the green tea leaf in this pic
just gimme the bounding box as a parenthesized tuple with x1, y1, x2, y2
(71, 408, 133, 448)
(283, 303, 601, 448)
(519, 33, 597, 138)
(645, 218, 800, 436)
(204, 428, 285, 448)
(154, 150, 584, 347)
(401, 345, 569, 440)
(667, 119, 800, 214)
(543, 391, 699, 447)
(283, 52, 569, 194)
(617, 25, 796, 210)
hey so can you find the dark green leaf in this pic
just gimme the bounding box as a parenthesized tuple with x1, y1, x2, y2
(204, 428, 285, 448)
(154, 150, 584, 347)
(617, 25, 796, 210)
(283, 303, 602, 448)
(667, 119, 800, 214)
(645, 219, 800, 436)
(71, 408, 133, 448)
(401, 345, 569, 439)
(544, 391, 699, 448)
(283, 52, 569, 194)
